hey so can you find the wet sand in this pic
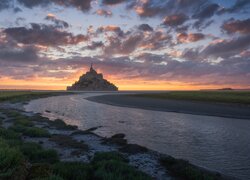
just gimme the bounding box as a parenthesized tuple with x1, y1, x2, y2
(87, 94, 250, 119)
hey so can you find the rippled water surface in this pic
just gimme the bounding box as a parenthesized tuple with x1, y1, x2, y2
(25, 93, 250, 179)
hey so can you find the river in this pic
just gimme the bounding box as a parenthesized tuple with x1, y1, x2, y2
(25, 93, 250, 179)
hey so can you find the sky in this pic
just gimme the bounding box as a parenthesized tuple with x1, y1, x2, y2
(0, 0, 249, 90)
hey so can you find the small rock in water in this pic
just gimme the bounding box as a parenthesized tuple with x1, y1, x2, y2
(111, 133, 125, 139)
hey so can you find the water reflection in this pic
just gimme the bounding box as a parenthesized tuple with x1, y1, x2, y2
(25, 94, 250, 179)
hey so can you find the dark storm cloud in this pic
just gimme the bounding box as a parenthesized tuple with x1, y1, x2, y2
(102, 0, 127, 5)
(162, 14, 188, 27)
(4, 23, 88, 46)
(45, 14, 69, 29)
(222, 18, 250, 34)
(138, 24, 153, 32)
(0, 46, 38, 63)
(201, 35, 250, 58)
(0, 32, 39, 63)
(17, 0, 92, 11)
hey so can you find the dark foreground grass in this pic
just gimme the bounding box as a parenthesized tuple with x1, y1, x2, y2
(20, 142, 59, 164)
(0, 139, 27, 180)
(132, 91, 250, 105)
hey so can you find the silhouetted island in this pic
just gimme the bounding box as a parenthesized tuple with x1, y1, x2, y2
(67, 64, 118, 91)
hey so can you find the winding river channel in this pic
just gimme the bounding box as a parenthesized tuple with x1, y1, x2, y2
(25, 93, 250, 179)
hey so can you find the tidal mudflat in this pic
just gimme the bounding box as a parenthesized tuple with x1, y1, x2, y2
(25, 93, 250, 179)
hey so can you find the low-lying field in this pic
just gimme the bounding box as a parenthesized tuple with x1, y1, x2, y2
(0, 91, 71, 103)
(132, 91, 250, 105)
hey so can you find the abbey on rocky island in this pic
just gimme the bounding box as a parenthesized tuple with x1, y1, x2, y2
(67, 64, 118, 91)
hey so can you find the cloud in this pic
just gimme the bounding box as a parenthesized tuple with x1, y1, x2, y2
(102, 0, 127, 5)
(97, 25, 124, 36)
(219, 0, 250, 14)
(102, 28, 172, 55)
(4, 23, 88, 47)
(201, 35, 250, 58)
(0, 46, 38, 63)
(103, 33, 144, 55)
(222, 18, 250, 34)
(17, 0, 51, 8)
(177, 33, 205, 43)
(84, 41, 104, 50)
(192, 3, 219, 29)
(0, 0, 9, 10)
(193, 3, 219, 20)
(45, 14, 69, 29)
(95, 9, 112, 17)
(17, 0, 92, 11)
(138, 24, 153, 32)
(136, 53, 166, 64)
(0, 32, 39, 63)
(132, 0, 206, 18)
(163, 14, 188, 27)
(140, 31, 172, 50)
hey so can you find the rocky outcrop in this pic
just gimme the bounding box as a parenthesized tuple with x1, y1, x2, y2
(67, 65, 118, 91)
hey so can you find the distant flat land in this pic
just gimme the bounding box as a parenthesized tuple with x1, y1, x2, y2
(132, 91, 250, 105)
(87, 91, 250, 119)
(0, 91, 71, 103)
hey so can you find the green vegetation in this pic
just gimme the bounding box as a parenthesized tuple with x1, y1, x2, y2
(92, 152, 151, 180)
(0, 139, 27, 180)
(0, 91, 71, 103)
(50, 119, 78, 130)
(160, 156, 221, 180)
(52, 162, 91, 180)
(132, 91, 250, 105)
(0, 128, 21, 140)
(49, 135, 88, 151)
(23, 151, 150, 180)
(10, 124, 50, 137)
(20, 142, 59, 164)
(14, 118, 34, 127)
(92, 151, 128, 164)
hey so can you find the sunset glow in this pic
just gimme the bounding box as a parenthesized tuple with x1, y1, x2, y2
(0, 0, 249, 90)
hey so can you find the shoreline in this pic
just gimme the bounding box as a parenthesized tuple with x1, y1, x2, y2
(0, 93, 236, 180)
(86, 94, 250, 120)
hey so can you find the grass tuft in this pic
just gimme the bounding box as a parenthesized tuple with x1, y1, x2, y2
(52, 162, 91, 180)
(91, 152, 128, 164)
(20, 142, 59, 164)
(50, 135, 88, 151)
(93, 160, 151, 180)
(0, 139, 27, 180)
(10, 125, 50, 137)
